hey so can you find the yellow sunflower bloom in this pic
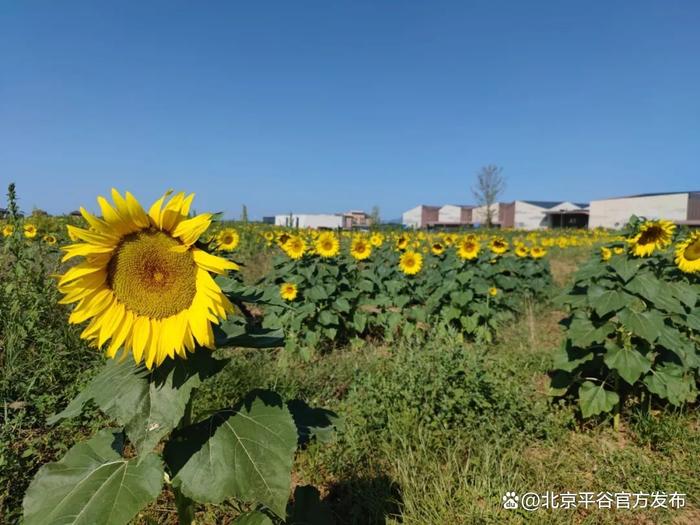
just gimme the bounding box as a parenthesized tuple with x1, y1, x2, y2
(457, 239, 480, 260)
(24, 224, 38, 238)
(489, 237, 508, 255)
(430, 241, 445, 255)
(280, 282, 298, 301)
(57, 189, 237, 369)
(350, 236, 372, 260)
(674, 231, 700, 273)
(282, 235, 306, 259)
(369, 233, 384, 247)
(488, 287, 499, 297)
(515, 245, 529, 258)
(628, 219, 676, 257)
(399, 251, 423, 275)
(530, 246, 546, 259)
(315, 232, 340, 258)
(43, 234, 57, 246)
(2, 224, 14, 237)
(613, 246, 625, 255)
(600, 247, 612, 262)
(216, 228, 240, 251)
(396, 234, 409, 251)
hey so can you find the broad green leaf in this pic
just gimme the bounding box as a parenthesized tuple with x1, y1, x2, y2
(319, 310, 338, 327)
(217, 321, 285, 348)
(668, 282, 697, 308)
(603, 344, 652, 385)
(627, 273, 684, 314)
(333, 297, 351, 313)
(588, 286, 628, 316)
(617, 308, 664, 344)
(643, 364, 697, 405)
(609, 256, 644, 283)
(578, 381, 619, 418)
(168, 390, 297, 518)
(307, 285, 328, 301)
(49, 349, 227, 456)
(567, 315, 613, 348)
(23, 429, 163, 525)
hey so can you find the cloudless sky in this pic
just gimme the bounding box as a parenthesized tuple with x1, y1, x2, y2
(1, 1, 699, 220)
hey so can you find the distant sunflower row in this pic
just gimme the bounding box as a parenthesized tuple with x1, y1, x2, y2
(598, 219, 700, 274)
(2, 222, 58, 245)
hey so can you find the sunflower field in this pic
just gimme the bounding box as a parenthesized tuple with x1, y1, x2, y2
(1, 185, 699, 524)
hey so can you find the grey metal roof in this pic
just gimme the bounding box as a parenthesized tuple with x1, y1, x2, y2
(521, 200, 567, 209)
(596, 191, 700, 201)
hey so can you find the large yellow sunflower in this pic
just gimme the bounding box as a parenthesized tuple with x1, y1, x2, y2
(530, 246, 546, 259)
(369, 233, 384, 247)
(628, 219, 676, 257)
(57, 189, 236, 369)
(43, 234, 58, 246)
(600, 246, 612, 262)
(674, 231, 700, 273)
(515, 245, 529, 258)
(315, 232, 340, 258)
(457, 239, 480, 260)
(2, 224, 14, 237)
(24, 224, 38, 238)
(350, 236, 372, 260)
(280, 282, 298, 301)
(489, 237, 508, 255)
(216, 228, 240, 251)
(282, 235, 306, 259)
(430, 241, 445, 256)
(399, 251, 423, 275)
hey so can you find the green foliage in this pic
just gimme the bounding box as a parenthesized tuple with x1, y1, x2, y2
(261, 242, 553, 358)
(23, 429, 164, 525)
(552, 227, 700, 422)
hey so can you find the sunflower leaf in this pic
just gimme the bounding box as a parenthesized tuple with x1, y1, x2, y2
(48, 349, 228, 457)
(23, 429, 163, 525)
(578, 381, 619, 418)
(166, 390, 297, 518)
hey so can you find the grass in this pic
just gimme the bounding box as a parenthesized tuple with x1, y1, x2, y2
(2, 242, 699, 524)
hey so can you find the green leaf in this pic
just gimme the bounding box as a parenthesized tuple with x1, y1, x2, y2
(617, 308, 664, 344)
(307, 286, 328, 301)
(167, 390, 297, 518)
(603, 344, 652, 385)
(567, 315, 613, 348)
(23, 429, 163, 525)
(588, 286, 628, 316)
(609, 256, 644, 283)
(333, 297, 351, 313)
(318, 310, 338, 327)
(578, 381, 620, 418)
(217, 321, 285, 348)
(49, 349, 227, 456)
(627, 273, 684, 314)
(668, 282, 697, 309)
(643, 364, 697, 405)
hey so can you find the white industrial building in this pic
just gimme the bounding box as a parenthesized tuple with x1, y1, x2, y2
(402, 205, 440, 228)
(588, 192, 700, 229)
(437, 204, 473, 226)
(501, 201, 589, 229)
(274, 214, 343, 229)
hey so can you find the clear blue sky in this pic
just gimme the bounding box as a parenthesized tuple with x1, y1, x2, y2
(1, 1, 699, 220)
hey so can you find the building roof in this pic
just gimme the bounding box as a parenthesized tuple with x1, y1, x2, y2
(441, 203, 475, 209)
(520, 200, 567, 209)
(595, 191, 700, 201)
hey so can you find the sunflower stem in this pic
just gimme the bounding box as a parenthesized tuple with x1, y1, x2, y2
(173, 395, 196, 524)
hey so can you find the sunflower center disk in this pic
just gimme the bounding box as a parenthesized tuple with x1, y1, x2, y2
(107, 230, 197, 318)
(638, 227, 663, 245)
(685, 240, 700, 261)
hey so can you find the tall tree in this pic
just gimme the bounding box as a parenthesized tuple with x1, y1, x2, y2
(369, 205, 381, 226)
(472, 165, 505, 227)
